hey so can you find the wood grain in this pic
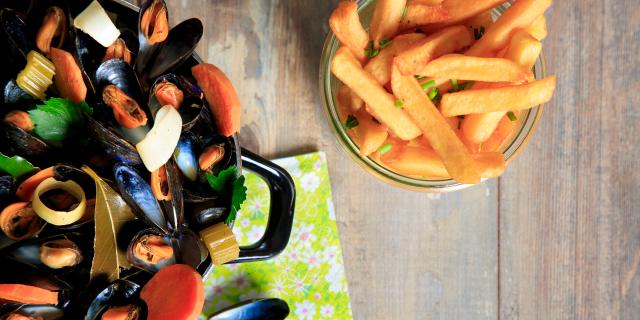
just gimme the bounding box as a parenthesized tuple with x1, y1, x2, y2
(130, 0, 639, 319)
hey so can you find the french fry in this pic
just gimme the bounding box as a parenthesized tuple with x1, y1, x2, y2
(369, 0, 407, 47)
(525, 15, 548, 40)
(336, 85, 353, 121)
(395, 25, 473, 75)
(391, 63, 480, 184)
(399, 3, 449, 31)
(466, 0, 553, 57)
(465, 9, 494, 32)
(331, 47, 421, 140)
(379, 136, 409, 163)
(352, 109, 390, 156)
(365, 33, 426, 85)
(504, 30, 542, 69)
(441, 76, 556, 117)
(384, 146, 505, 178)
(329, 1, 369, 62)
(413, 0, 444, 5)
(420, 0, 505, 32)
(481, 114, 518, 152)
(422, 54, 529, 82)
(461, 111, 505, 144)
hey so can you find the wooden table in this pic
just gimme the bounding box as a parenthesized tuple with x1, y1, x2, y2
(135, 0, 639, 318)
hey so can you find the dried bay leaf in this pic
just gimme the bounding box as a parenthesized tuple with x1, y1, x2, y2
(82, 166, 135, 282)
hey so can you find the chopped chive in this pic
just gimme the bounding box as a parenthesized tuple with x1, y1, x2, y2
(421, 80, 436, 90)
(379, 38, 392, 49)
(507, 111, 518, 122)
(474, 26, 485, 40)
(463, 81, 475, 90)
(378, 143, 393, 155)
(450, 79, 459, 91)
(364, 41, 380, 58)
(401, 5, 408, 19)
(428, 87, 439, 100)
(414, 75, 426, 79)
(345, 115, 359, 129)
(394, 99, 404, 108)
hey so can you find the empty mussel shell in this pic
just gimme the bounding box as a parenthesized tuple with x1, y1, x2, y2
(147, 18, 203, 79)
(85, 280, 148, 320)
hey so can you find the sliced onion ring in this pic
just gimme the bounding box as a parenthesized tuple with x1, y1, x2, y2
(136, 105, 182, 172)
(32, 177, 86, 226)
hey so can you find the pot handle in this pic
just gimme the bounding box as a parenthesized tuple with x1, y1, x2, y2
(231, 148, 296, 263)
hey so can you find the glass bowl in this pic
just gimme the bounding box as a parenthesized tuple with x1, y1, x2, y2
(319, 0, 546, 192)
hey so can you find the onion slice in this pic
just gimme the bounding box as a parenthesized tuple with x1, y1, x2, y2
(136, 105, 182, 172)
(74, 0, 120, 47)
(32, 177, 86, 226)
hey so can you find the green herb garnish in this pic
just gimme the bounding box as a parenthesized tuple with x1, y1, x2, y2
(345, 115, 359, 129)
(507, 111, 518, 122)
(414, 75, 426, 79)
(421, 80, 436, 90)
(450, 79, 459, 91)
(28, 98, 92, 145)
(394, 99, 404, 108)
(379, 38, 392, 49)
(378, 143, 393, 155)
(428, 87, 439, 100)
(401, 5, 408, 19)
(0, 153, 38, 179)
(205, 165, 247, 225)
(364, 41, 380, 58)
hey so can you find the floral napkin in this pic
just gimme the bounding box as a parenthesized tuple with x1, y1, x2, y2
(200, 152, 353, 319)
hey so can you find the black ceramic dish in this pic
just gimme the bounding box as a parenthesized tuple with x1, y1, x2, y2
(0, 0, 295, 314)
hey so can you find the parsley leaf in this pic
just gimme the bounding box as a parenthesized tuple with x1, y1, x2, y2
(0, 153, 38, 179)
(205, 165, 247, 225)
(28, 98, 93, 144)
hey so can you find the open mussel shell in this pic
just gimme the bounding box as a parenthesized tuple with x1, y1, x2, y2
(0, 8, 33, 72)
(135, 0, 168, 76)
(171, 228, 207, 269)
(146, 18, 203, 79)
(24, 0, 72, 56)
(85, 280, 148, 320)
(95, 58, 150, 143)
(174, 131, 199, 182)
(126, 229, 175, 273)
(0, 304, 64, 320)
(161, 160, 183, 233)
(86, 116, 143, 168)
(0, 232, 89, 273)
(2, 79, 36, 105)
(113, 164, 168, 234)
(0, 258, 72, 308)
(148, 73, 205, 128)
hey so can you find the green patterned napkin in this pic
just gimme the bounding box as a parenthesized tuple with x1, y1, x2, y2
(200, 152, 353, 319)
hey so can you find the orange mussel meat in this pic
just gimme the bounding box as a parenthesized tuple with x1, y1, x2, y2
(102, 85, 148, 129)
(103, 38, 132, 64)
(0, 202, 45, 241)
(154, 81, 183, 109)
(140, 0, 169, 44)
(150, 165, 171, 201)
(36, 6, 66, 56)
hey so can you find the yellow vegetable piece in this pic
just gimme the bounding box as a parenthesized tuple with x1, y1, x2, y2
(16, 51, 55, 100)
(199, 223, 240, 265)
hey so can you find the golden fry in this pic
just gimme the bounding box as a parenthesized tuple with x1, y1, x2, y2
(413, 0, 444, 5)
(329, 1, 369, 62)
(441, 76, 557, 117)
(421, 0, 505, 32)
(504, 30, 542, 69)
(422, 54, 529, 82)
(395, 25, 473, 75)
(466, 0, 553, 57)
(399, 3, 449, 31)
(525, 15, 548, 40)
(391, 63, 480, 184)
(369, 0, 407, 47)
(331, 47, 421, 140)
(364, 33, 426, 85)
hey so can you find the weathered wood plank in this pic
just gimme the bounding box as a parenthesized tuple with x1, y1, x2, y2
(499, 1, 640, 319)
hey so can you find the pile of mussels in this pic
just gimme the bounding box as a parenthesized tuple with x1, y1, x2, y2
(0, 0, 241, 318)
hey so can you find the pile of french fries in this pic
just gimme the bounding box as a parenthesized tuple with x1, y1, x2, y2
(329, 0, 556, 184)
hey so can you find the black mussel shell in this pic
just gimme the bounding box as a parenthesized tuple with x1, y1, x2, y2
(170, 228, 207, 269)
(95, 58, 145, 106)
(0, 175, 13, 200)
(0, 258, 72, 308)
(189, 206, 226, 231)
(113, 163, 168, 234)
(0, 304, 64, 320)
(147, 18, 203, 79)
(0, 8, 33, 70)
(86, 116, 143, 167)
(162, 160, 183, 234)
(3, 79, 35, 106)
(53, 164, 96, 199)
(126, 228, 175, 273)
(174, 130, 199, 182)
(85, 280, 148, 320)
(0, 121, 51, 162)
(208, 298, 290, 320)
(135, 0, 168, 76)
(149, 73, 206, 130)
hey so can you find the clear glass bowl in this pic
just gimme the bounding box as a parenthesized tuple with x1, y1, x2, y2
(319, 1, 546, 192)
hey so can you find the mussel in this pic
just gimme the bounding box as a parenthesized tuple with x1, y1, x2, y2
(0, 258, 72, 308)
(148, 73, 206, 130)
(86, 116, 143, 167)
(34, 7, 66, 56)
(127, 229, 175, 272)
(0, 9, 33, 68)
(0, 233, 87, 271)
(135, 0, 168, 76)
(85, 280, 148, 320)
(0, 305, 64, 320)
(0, 202, 44, 241)
(146, 18, 203, 79)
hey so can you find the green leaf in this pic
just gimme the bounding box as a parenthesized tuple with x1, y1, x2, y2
(226, 175, 247, 225)
(205, 166, 240, 193)
(28, 98, 93, 144)
(0, 153, 38, 179)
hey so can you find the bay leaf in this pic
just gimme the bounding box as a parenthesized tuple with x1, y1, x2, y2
(82, 166, 135, 283)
